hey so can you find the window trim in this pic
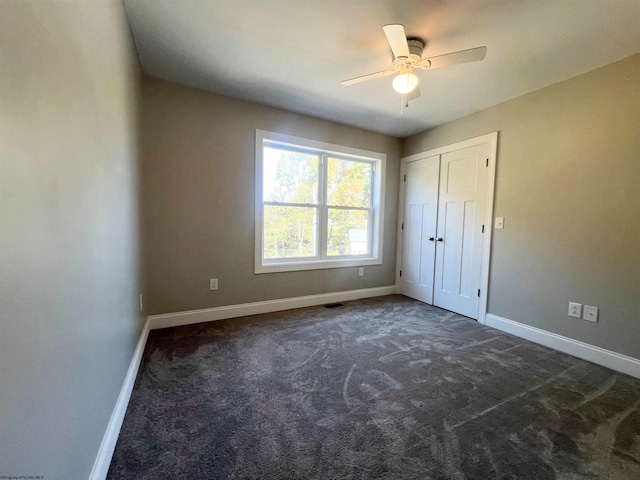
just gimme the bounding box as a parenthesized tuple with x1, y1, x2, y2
(255, 129, 385, 274)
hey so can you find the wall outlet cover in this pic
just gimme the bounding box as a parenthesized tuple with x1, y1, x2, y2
(209, 278, 218, 291)
(568, 302, 582, 318)
(583, 305, 598, 322)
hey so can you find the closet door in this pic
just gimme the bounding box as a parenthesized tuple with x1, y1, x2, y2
(433, 143, 489, 319)
(400, 155, 440, 304)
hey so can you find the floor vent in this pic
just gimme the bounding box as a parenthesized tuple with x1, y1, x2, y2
(324, 303, 344, 308)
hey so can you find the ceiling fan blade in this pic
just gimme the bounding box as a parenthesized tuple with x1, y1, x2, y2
(383, 24, 410, 59)
(341, 68, 397, 86)
(421, 46, 487, 69)
(407, 85, 421, 101)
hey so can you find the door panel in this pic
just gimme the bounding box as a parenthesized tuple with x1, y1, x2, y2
(404, 204, 420, 284)
(433, 144, 489, 319)
(401, 156, 439, 304)
(446, 156, 477, 193)
(459, 200, 476, 298)
(439, 201, 456, 294)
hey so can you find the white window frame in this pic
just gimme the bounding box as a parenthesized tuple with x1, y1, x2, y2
(255, 129, 385, 274)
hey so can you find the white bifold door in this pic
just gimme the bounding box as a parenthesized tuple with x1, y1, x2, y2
(401, 155, 440, 304)
(400, 141, 491, 320)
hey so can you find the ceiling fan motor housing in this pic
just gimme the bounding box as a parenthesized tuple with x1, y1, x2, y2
(392, 38, 426, 70)
(407, 39, 425, 57)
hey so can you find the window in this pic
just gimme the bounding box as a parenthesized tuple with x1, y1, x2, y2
(255, 130, 385, 273)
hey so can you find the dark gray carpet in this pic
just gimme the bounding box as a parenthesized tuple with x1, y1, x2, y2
(108, 295, 640, 479)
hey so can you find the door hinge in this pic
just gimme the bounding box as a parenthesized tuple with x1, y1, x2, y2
(402, 223, 404, 230)
(404, 174, 406, 182)
(477, 289, 481, 297)
(482, 224, 485, 233)
(486, 158, 489, 167)
(400, 270, 402, 277)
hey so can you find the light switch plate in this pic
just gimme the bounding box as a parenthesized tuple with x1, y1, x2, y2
(209, 278, 218, 291)
(495, 217, 504, 229)
(583, 305, 598, 322)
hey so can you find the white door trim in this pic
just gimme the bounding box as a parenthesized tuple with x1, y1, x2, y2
(397, 132, 498, 322)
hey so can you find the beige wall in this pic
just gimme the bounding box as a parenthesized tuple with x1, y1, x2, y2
(404, 54, 640, 359)
(141, 77, 402, 315)
(0, 1, 142, 478)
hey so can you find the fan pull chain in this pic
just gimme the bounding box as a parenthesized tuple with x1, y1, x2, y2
(400, 94, 410, 115)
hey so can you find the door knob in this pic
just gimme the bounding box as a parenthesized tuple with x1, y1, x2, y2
(436, 237, 443, 242)
(428, 237, 434, 241)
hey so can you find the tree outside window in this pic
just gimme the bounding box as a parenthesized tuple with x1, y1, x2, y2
(256, 130, 385, 273)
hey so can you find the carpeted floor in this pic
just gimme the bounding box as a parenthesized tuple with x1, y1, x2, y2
(108, 295, 640, 479)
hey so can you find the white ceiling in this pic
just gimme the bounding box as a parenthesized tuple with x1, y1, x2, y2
(123, 0, 640, 138)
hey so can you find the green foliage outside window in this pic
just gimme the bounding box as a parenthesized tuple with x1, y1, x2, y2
(263, 145, 372, 260)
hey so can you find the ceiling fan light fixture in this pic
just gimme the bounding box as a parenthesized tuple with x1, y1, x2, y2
(392, 71, 419, 94)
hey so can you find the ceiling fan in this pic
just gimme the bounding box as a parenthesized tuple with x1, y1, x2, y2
(342, 24, 487, 102)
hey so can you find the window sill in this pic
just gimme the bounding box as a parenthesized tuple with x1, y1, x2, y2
(255, 257, 382, 274)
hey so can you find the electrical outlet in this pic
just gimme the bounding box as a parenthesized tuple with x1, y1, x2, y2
(209, 278, 218, 291)
(583, 305, 598, 322)
(568, 302, 582, 318)
(358, 267, 364, 277)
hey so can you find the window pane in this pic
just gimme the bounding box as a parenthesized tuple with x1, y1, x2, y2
(327, 208, 370, 256)
(327, 157, 371, 207)
(263, 146, 319, 204)
(264, 205, 317, 259)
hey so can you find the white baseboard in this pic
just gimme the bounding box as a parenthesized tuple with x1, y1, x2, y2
(485, 313, 640, 379)
(89, 318, 150, 480)
(148, 285, 398, 330)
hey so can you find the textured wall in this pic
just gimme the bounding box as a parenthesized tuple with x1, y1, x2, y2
(0, 1, 142, 478)
(403, 54, 640, 359)
(141, 77, 402, 315)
